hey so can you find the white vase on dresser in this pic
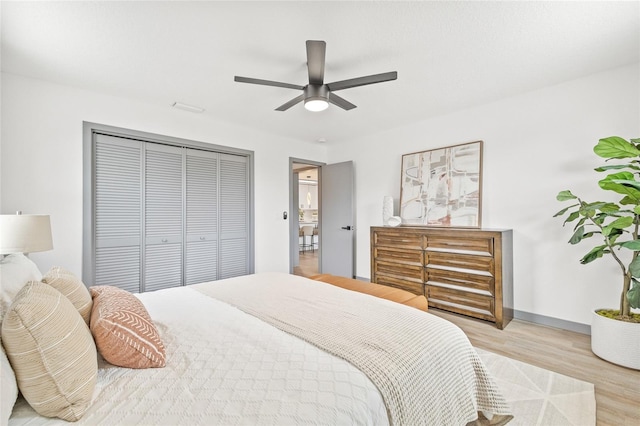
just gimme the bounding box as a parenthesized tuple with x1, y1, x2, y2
(382, 196, 393, 226)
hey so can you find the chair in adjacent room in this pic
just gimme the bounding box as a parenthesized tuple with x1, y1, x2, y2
(300, 225, 315, 253)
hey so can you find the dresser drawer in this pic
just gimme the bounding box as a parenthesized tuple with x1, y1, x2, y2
(425, 267, 494, 296)
(373, 258, 423, 281)
(373, 247, 422, 266)
(425, 251, 494, 275)
(372, 229, 422, 250)
(374, 274, 424, 296)
(426, 285, 495, 321)
(426, 235, 493, 256)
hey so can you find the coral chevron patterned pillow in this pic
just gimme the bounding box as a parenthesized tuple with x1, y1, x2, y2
(89, 286, 166, 369)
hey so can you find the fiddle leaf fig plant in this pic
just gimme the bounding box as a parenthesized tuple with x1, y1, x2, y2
(555, 136, 640, 321)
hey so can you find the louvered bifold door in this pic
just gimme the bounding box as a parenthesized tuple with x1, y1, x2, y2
(219, 153, 249, 279)
(144, 144, 184, 292)
(94, 134, 142, 292)
(185, 149, 219, 285)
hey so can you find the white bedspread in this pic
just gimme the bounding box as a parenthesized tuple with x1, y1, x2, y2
(9, 272, 512, 425)
(9, 279, 388, 425)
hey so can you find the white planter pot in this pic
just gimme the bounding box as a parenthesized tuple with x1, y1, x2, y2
(591, 310, 640, 370)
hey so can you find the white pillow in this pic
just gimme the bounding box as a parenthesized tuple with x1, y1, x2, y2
(1, 338, 18, 425)
(0, 253, 43, 321)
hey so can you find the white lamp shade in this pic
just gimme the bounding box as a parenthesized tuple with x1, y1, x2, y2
(0, 214, 53, 254)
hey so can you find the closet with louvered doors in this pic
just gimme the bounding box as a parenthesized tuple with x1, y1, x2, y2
(89, 131, 250, 293)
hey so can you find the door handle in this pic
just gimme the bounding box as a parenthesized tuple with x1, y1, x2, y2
(341, 226, 352, 230)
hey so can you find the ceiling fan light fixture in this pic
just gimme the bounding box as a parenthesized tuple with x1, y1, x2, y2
(304, 98, 329, 112)
(303, 84, 329, 112)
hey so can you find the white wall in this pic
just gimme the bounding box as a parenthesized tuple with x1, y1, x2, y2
(4, 64, 639, 326)
(328, 63, 640, 326)
(0, 73, 327, 277)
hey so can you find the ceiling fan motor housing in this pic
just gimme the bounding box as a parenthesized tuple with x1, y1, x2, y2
(304, 84, 329, 102)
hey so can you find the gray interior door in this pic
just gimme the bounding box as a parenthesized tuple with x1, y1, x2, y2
(144, 144, 184, 292)
(320, 161, 354, 277)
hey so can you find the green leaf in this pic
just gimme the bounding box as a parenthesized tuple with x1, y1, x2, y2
(608, 216, 634, 229)
(563, 211, 580, 226)
(569, 226, 584, 244)
(610, 179, 640, 191)
(609, 231, 623, 244)
(580, 245, 606, 264)
(579, 202, 600, 218)
(634, 206, 640, 215)
(601, 171, 635, 182)
(599, 172, 640, 201)
(620, 196, 638, 205)
(602, 223, 627, 238)
(630, 138, 640, 144)
(553, 204, 577, 217)
(601, 217, 633, 236)
(620, 240, 640, 250)
(628, 280, 640, 309)
(595, 164, 640, 172)
(630, 257, 640, 278)
(594, 136, 640, 159)
(556, 190, 577, 201)
(599, 203, 621, 213)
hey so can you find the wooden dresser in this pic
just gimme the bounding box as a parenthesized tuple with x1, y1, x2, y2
(370, 226, 513, 329)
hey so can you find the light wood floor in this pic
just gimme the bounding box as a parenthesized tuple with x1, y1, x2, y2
(429, 309, 640, 426)
(293, 249, 319, 277)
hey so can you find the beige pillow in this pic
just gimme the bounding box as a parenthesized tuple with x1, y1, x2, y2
(42, 266, 92, 325)
(1, 281, 97, 421)
(90, 285, 166, 369)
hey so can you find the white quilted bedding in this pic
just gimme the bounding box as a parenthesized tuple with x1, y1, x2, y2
(9, 272, 512, 425)
(9, 279, 388, 425)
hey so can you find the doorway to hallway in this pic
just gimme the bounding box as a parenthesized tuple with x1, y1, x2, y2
(289, 158, 355, 278)
(291, 161, 320, 277)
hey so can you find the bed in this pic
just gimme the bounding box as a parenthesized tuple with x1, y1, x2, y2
(2, 261, 512, 425)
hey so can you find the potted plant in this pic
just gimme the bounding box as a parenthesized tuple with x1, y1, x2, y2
(555, 136, 640, 370)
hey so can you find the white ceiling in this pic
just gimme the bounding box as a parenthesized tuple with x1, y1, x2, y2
(2, 1, 638, 145)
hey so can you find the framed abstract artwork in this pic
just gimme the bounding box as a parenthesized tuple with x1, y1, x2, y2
(399, 140, 483, 227)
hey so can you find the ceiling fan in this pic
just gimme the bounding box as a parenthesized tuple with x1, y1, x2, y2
(234, 40, 397, 112)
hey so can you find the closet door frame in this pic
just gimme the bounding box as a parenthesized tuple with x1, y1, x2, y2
(83, 122, 255, 288)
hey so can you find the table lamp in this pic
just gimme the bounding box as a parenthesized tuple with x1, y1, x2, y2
(0, 212, 53, 255)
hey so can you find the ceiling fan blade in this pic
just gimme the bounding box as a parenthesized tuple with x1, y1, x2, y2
(234, 76, 304, 91)
(326, 71, 398, 92)
(306, 40, 326, 85)
(328, 93, 357, 111)
(275, 94, 305, 111)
